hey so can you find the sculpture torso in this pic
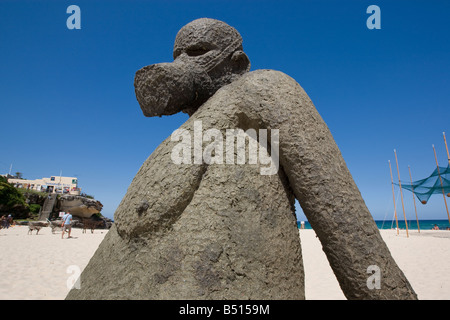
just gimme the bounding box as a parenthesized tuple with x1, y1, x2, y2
(68, 70, 305, 299)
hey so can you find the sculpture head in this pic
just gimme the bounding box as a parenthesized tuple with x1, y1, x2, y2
(134, 18, 250, 117)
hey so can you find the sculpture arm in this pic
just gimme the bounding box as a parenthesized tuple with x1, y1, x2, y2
(231, 70, 416, 299)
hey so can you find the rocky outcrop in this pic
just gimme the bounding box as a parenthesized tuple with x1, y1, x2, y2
(71, 215, 113, 230)
(23, 192, 46, 206)
(56, 195, 103, 219)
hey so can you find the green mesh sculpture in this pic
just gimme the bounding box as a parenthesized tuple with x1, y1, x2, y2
(399, 165, 450, 204)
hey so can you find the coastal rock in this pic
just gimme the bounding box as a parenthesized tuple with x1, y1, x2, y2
(56, 195, 103, 219)
(23, 192, 46, 206)
(71, 216, 113, 230)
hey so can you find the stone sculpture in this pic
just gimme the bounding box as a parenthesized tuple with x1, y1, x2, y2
(67, 18, 417, 300)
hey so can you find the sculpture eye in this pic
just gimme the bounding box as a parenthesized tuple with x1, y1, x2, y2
(185, 46, 210, 57)
(174, 42, 216, 59)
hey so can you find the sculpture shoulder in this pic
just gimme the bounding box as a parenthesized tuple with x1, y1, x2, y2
(240, 69, 302, 90)
(206, 69, 315, 127)
(223, 69, 308, 100)
(199, 69, 314, 125)
(243, 69, 298, 83)
(214, 69, 311, 110)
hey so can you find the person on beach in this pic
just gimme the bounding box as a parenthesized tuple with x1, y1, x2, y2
(432, 224, 439, 230)
(7, 215, 13, 228)
(61, 211, 73, 239)
(1, 215, 10, 229)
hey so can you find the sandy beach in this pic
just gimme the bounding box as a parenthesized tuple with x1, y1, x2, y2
(300, 228, 450, 300)
(0, 225, 107, 300)
(0, 225, 449, 300)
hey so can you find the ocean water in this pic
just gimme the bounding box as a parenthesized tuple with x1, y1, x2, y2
(297, 219, 450, 230)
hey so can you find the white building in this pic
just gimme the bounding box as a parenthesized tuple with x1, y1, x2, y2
(7, 175, 81, 195)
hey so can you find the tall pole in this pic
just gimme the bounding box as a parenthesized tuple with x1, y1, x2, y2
(444, 132, 450, 166)
(394, 149, 409, 237)
(389, 160, 400, 235)
(408, 165, 420, 233)
(444, 132, 450, 199)
(59, 170, 62, 193)
(432, 144, 450, 225)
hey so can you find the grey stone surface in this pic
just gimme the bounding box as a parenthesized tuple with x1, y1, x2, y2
(67, 89, 304, 299)
(67, 18, 416, 300)
(134, 18, 250, 117)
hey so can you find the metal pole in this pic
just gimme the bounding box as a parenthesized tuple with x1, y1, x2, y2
(433, 144, 450, 225)
(394, 149, 409, 237)
(389, 160, 400, 235)
(408, 166, 420, 233)
(444, 132, 450, 166)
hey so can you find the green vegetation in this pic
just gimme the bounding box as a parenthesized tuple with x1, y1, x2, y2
(17, 188, 48, 198)
(27, 204, 41, 220)
(0, 178, 29, 218)
(0, 180, 27, 207)
(29, 204, 41, 214)
(91, 212, 103, 219)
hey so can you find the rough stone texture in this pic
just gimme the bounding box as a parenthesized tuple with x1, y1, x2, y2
(67, 91, 304, 299)
(67, 18, 417, 300)
(221, 70, 417, 299)
(134, 18, 250, 117)
(57, 195, 103, 219)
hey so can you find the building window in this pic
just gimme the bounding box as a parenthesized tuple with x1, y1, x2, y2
(51, 177, 55, 181)
(72, 179, 77, 184)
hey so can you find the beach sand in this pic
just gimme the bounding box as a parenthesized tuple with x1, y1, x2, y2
(0, 225, 107, 300)
(300, 228, 450, 300)
(0, 225, 449, 300)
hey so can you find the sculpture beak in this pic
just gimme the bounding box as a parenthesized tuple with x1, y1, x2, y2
(135, 60, 211, 117)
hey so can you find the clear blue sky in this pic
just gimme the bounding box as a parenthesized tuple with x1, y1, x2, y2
(1, 0, 449, 222)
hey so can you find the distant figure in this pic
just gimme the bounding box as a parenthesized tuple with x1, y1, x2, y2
(7, 215, 13, 227)
(300, 221, 305, 229)
(432, 224, 439, 230)
(61, 211, 73, 239)
(1, 215, 11, 229)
